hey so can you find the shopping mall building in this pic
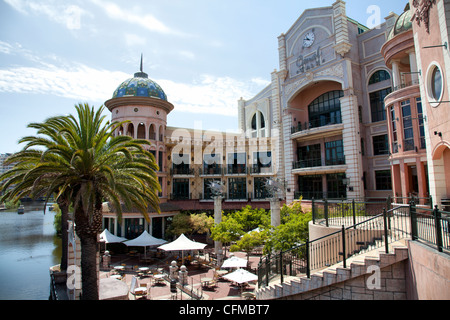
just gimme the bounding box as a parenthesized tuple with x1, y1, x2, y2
(99, 0, 450, 239)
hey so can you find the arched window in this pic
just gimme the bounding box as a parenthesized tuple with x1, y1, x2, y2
(126, 123, 134, 137)
(369, 70, 391, 85)
(137, 123, 145, 139)
(149, 124, 156, 140)
(308, 90, 343, 128)
(250, 111, 265, 137)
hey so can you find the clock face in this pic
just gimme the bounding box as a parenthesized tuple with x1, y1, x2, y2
(303, 31, 315, 48)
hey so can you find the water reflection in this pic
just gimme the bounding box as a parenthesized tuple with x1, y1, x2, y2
(0, 203, 62, 300)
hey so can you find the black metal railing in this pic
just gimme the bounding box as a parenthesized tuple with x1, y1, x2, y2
(410, 204, 450, 253)
(257, 201, 449, 288)
(257, 205, 410, 288)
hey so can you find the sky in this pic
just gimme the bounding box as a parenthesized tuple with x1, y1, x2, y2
(0, 0, 407, 153)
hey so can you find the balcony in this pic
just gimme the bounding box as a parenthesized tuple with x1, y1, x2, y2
(199, 166, 223, 176)
(291, 122, 344, 142)
(170, 166, 195, 176)
(292, 157, 346, 174)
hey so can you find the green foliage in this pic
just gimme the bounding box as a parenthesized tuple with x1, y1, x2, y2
(264, 200, 312, 254)
(166, 212, 213, 238)
(52, 203, 62, 236)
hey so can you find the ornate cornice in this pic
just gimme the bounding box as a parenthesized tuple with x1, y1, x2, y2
(412, 0, 436, 33)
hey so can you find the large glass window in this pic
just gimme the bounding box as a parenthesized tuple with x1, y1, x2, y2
(370, 88, 391, 122)
(125, 218, 144, 239)
(368, 70, 391, 85)
(227, 153, 246, 174)
(172, 152, 190, 175)
(325, 140, 345, 165)
(326, 173, 347, 199)
(254, 177, 270, 199)
(390, 106, 398, 153)
(295, 144, 321, 168)
(228, 178, 247, 200)
(416, 98, 426, 149)
(401, 100, 414, 151)
(172, 178, 189, 199)
(373, 134, 389, 155)
(308, 90, 343, 128)
(203, 153, 222, 175)
(297, 175, 323, 199)
(252, 151, 272, 173)
(375, 170, 392, 190)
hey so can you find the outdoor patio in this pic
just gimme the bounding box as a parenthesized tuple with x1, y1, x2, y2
(99, 248, 261, 300)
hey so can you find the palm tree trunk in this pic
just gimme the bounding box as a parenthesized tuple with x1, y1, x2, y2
(75, 203, 103, 300)
(57, 198, 69, 271)
(79, 234, 99, 300)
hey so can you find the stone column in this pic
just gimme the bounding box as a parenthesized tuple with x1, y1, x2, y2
(270, 198, 281, 228)
(169, 261, 178, 280)
(392, 60, 401, 88)
(213, 196, 223, 265)
(340, 94, 364, 199)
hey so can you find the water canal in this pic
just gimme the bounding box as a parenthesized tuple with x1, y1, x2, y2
(0, 203, 61, 300)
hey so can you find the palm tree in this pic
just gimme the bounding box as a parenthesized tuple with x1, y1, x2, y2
(0, 103, 161, 299)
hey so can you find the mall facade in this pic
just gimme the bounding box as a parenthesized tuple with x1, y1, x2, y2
(99, 0, 450, 240)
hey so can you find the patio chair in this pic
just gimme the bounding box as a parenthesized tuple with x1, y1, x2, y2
(130, 276, 148, 299)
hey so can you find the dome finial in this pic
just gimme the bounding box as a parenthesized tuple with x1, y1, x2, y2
(134, 53, 148, 78)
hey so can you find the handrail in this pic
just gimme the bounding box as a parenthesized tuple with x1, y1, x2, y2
(257, 205, 410, 288)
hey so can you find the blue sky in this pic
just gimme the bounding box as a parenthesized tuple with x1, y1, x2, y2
(0, 0, 407, 153)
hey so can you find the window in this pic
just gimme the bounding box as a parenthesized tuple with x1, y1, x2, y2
(172, 178, 189, 199)
(431, 66, 442, 100)
(228, 178, 247, 200)
(254, 177, 270, 199)
(172, 152, 190, 175)
(390, 106, 398, 153)
(308, 90, 343, 128)
(370, 88, 391, 122)
(369, 70, 391, 85)
(252, 151, 272, 173)
(401, 100, 414, 151)
(427, 63, 444, 104)
(325, 140, 345, 165)
(416, 98, 425, 149)
(375, 170, 392, 190)
(250, 111, 266, 137)
(326, 173, 347, 199)
(373, 135, 389, 155)
(227, 153, 246, 174)
(297, 175, 323, 199)
(295, 144, 321, 168)
(203, 153, 222, 175)
(158, 151, 163, 172)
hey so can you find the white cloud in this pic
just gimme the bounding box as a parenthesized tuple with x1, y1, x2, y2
(125, 33, 147, 47)
(90, 0, 187, 36)
(4, 0, 88, 30)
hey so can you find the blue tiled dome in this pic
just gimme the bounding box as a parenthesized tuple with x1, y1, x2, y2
(112, 71, 167, 101)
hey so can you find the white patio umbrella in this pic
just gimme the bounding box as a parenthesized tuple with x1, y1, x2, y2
(158, 233, 207, 264)
(221, 255, 248, 268)
(222, 268, 258, 284)
(99, 229, 127, 243)
(123, 230, 167, 258)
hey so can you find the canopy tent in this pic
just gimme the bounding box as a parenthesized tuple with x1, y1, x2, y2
(222, 268, 258, 284)
(221, 255, 248, 269)
(123, 230, 167, 258)
(158, 233, 207, 264)
(100, 229, 127, 243)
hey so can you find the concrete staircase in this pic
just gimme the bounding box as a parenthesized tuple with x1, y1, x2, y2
(256, 243, 409, 300)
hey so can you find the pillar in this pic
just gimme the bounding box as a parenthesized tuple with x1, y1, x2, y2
(270, 198, 281, 227)
(392, 60, 401, 88)
(213, 196, 223, 265)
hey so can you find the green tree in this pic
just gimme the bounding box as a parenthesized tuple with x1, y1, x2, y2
(232, 205, 270, 232)
(0, 103, 160, 300)
(231, 230, 268, 260)
(211, 215, 244, 254)
(166, 212, 213, 238)
(264, 200, 312, 254)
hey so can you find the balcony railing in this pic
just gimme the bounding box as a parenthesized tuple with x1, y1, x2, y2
(291, 118, 342, 134)
(292, 157, 345, 170)
(170, 167, 195, 176)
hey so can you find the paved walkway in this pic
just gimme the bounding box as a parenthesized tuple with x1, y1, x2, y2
(100, 250, 261, 300)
